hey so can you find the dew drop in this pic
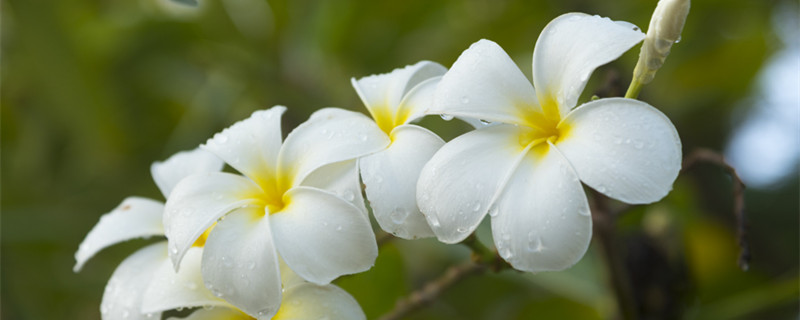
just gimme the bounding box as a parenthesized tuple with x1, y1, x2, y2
(390, 208, 409, 224)
(342, 190, 355, 201)
(440, 114, 454, 121)
(336, 225, 343, 231)
(215, 133, 228, 144)
(488, 207, 499, 217)
(247, 260, 256, 270)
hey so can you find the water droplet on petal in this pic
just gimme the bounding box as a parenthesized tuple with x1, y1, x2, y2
(440, 114, 454, 121)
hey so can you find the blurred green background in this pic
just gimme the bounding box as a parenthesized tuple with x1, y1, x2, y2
(2, 0, 798, 319)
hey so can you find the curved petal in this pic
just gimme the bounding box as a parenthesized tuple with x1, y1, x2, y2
(274, 283, 366, 320)
(395, 76, 442, 125)
(74, 197, 164, 272)
(361, 125, 443, 239)
(167, 308, 250, 320)
(201, 207, 282, 319)
(300, 159, 366, 216)
(491, 143, 592, 272)
(352, 61, 447, 132)
(416, 124, 534, 244)
(202, 106, 286, 193)
(431, 39, 542, 127)
(100, 242, 165, 320)
(163, 172, 264, 270)
(277, 108, 390, 189)
(555, 98, 682, 204)
(270, 187, 377, 285)
(142, 247, 228, 313)
(151, 148, 224, 199)
(532, 13, 644, 118)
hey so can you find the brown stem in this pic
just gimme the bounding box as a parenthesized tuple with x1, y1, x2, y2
(590, 191, 638, 320)
(377, 262, 487, 320)
(681, 148, 750, 271)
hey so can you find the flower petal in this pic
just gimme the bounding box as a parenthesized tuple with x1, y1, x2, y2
(395, 76, 442, 125)
(273, 283, 366, 320)
(532, 13, 644, 118)
(352, 61, 446, 131)
(74, 197, 164, 272)
(490, 143, 592, 272)
(202, 106, 286, 193)
(301, 159, 367, 216)
(431, 39, 542, 126)
(201, 207, 282, 319)
(163, 172, 264, 270)
(142, 246, 228, 314)
(100, 242, 165, 320)
(151, 148, 224, 199)
(416, 124, 534, 244)
(270, 187, 377, 285)
(555, 98, 682, 204)
(277, 108, 390, 188)
(361, 125, 443, 239)
(167, 308, 250, 320)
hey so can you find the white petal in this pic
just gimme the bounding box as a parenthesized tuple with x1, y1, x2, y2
(270, 187, 377, 285)
(555, 98, 682, 204)
(352, 61, 446, 127)
(431, 39, 542, 127)
(274, 283, 366, 320)
(201, 207, 282, 319)
(163, 172, 264, 270)
(202, 106, 286, 192)
(142, 247, 228, 313)
(277, 108, 390, 188)
(301, 159, 367, 216)
(151, 148, 224, 199)
(532, 13, 645, 118)
(74, 197, 164, 272)
(395, 76, 442, 125)
(100, 242, 165, 320)
(491, 144, 592, 272)
(416, 124, 534, 244)
(168, 308, 250, 320)
(361, 125, 443, 239)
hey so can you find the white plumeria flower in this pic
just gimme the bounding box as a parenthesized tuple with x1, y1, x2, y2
(74, 148, 224, 320)
(163, 106, 389, 318)
(351, 61, 448, 239)
(417, 13, 682, 272)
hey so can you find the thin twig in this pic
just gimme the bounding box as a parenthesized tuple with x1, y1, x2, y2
(590, 191, 638, 320)
(377, 262, 487, 320)
(681, 148, 750, 271)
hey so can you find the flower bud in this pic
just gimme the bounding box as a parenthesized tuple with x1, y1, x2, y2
(633, 0, 691, 85)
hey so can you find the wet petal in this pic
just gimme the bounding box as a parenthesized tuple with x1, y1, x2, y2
(416, 124, 533, 244)
(100, 242, 165, 320)
(271, 187, 377, 285)
(556, 98, 681, 204)
(151, 148, 224, 198)
(167, 308, 250, 320)
(491, 144, 592, 272)
(395, 76, 442, 125)
(301, 159, 367, 216)
(274, 283, 366, 320)
(201, 207, 282, 319)
(277, 108, 389, 189)
(163, 172, 264, 270)
(361, 125, 443, 239)
(202, 107, 286, 193)
(532, 13, 644, 118)
(74, 197, 164, 272)
(142, 247, 227, 314)
(352, 61, 446, 130)
(431, 39, 541, 126)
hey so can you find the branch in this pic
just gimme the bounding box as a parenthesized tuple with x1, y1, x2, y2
(590, 191, 638, 320)
(377, 262, 487, 320)
(681, 148, 750, 271)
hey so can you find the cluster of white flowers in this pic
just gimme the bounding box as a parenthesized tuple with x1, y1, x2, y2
(76, 9, 684, 320)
